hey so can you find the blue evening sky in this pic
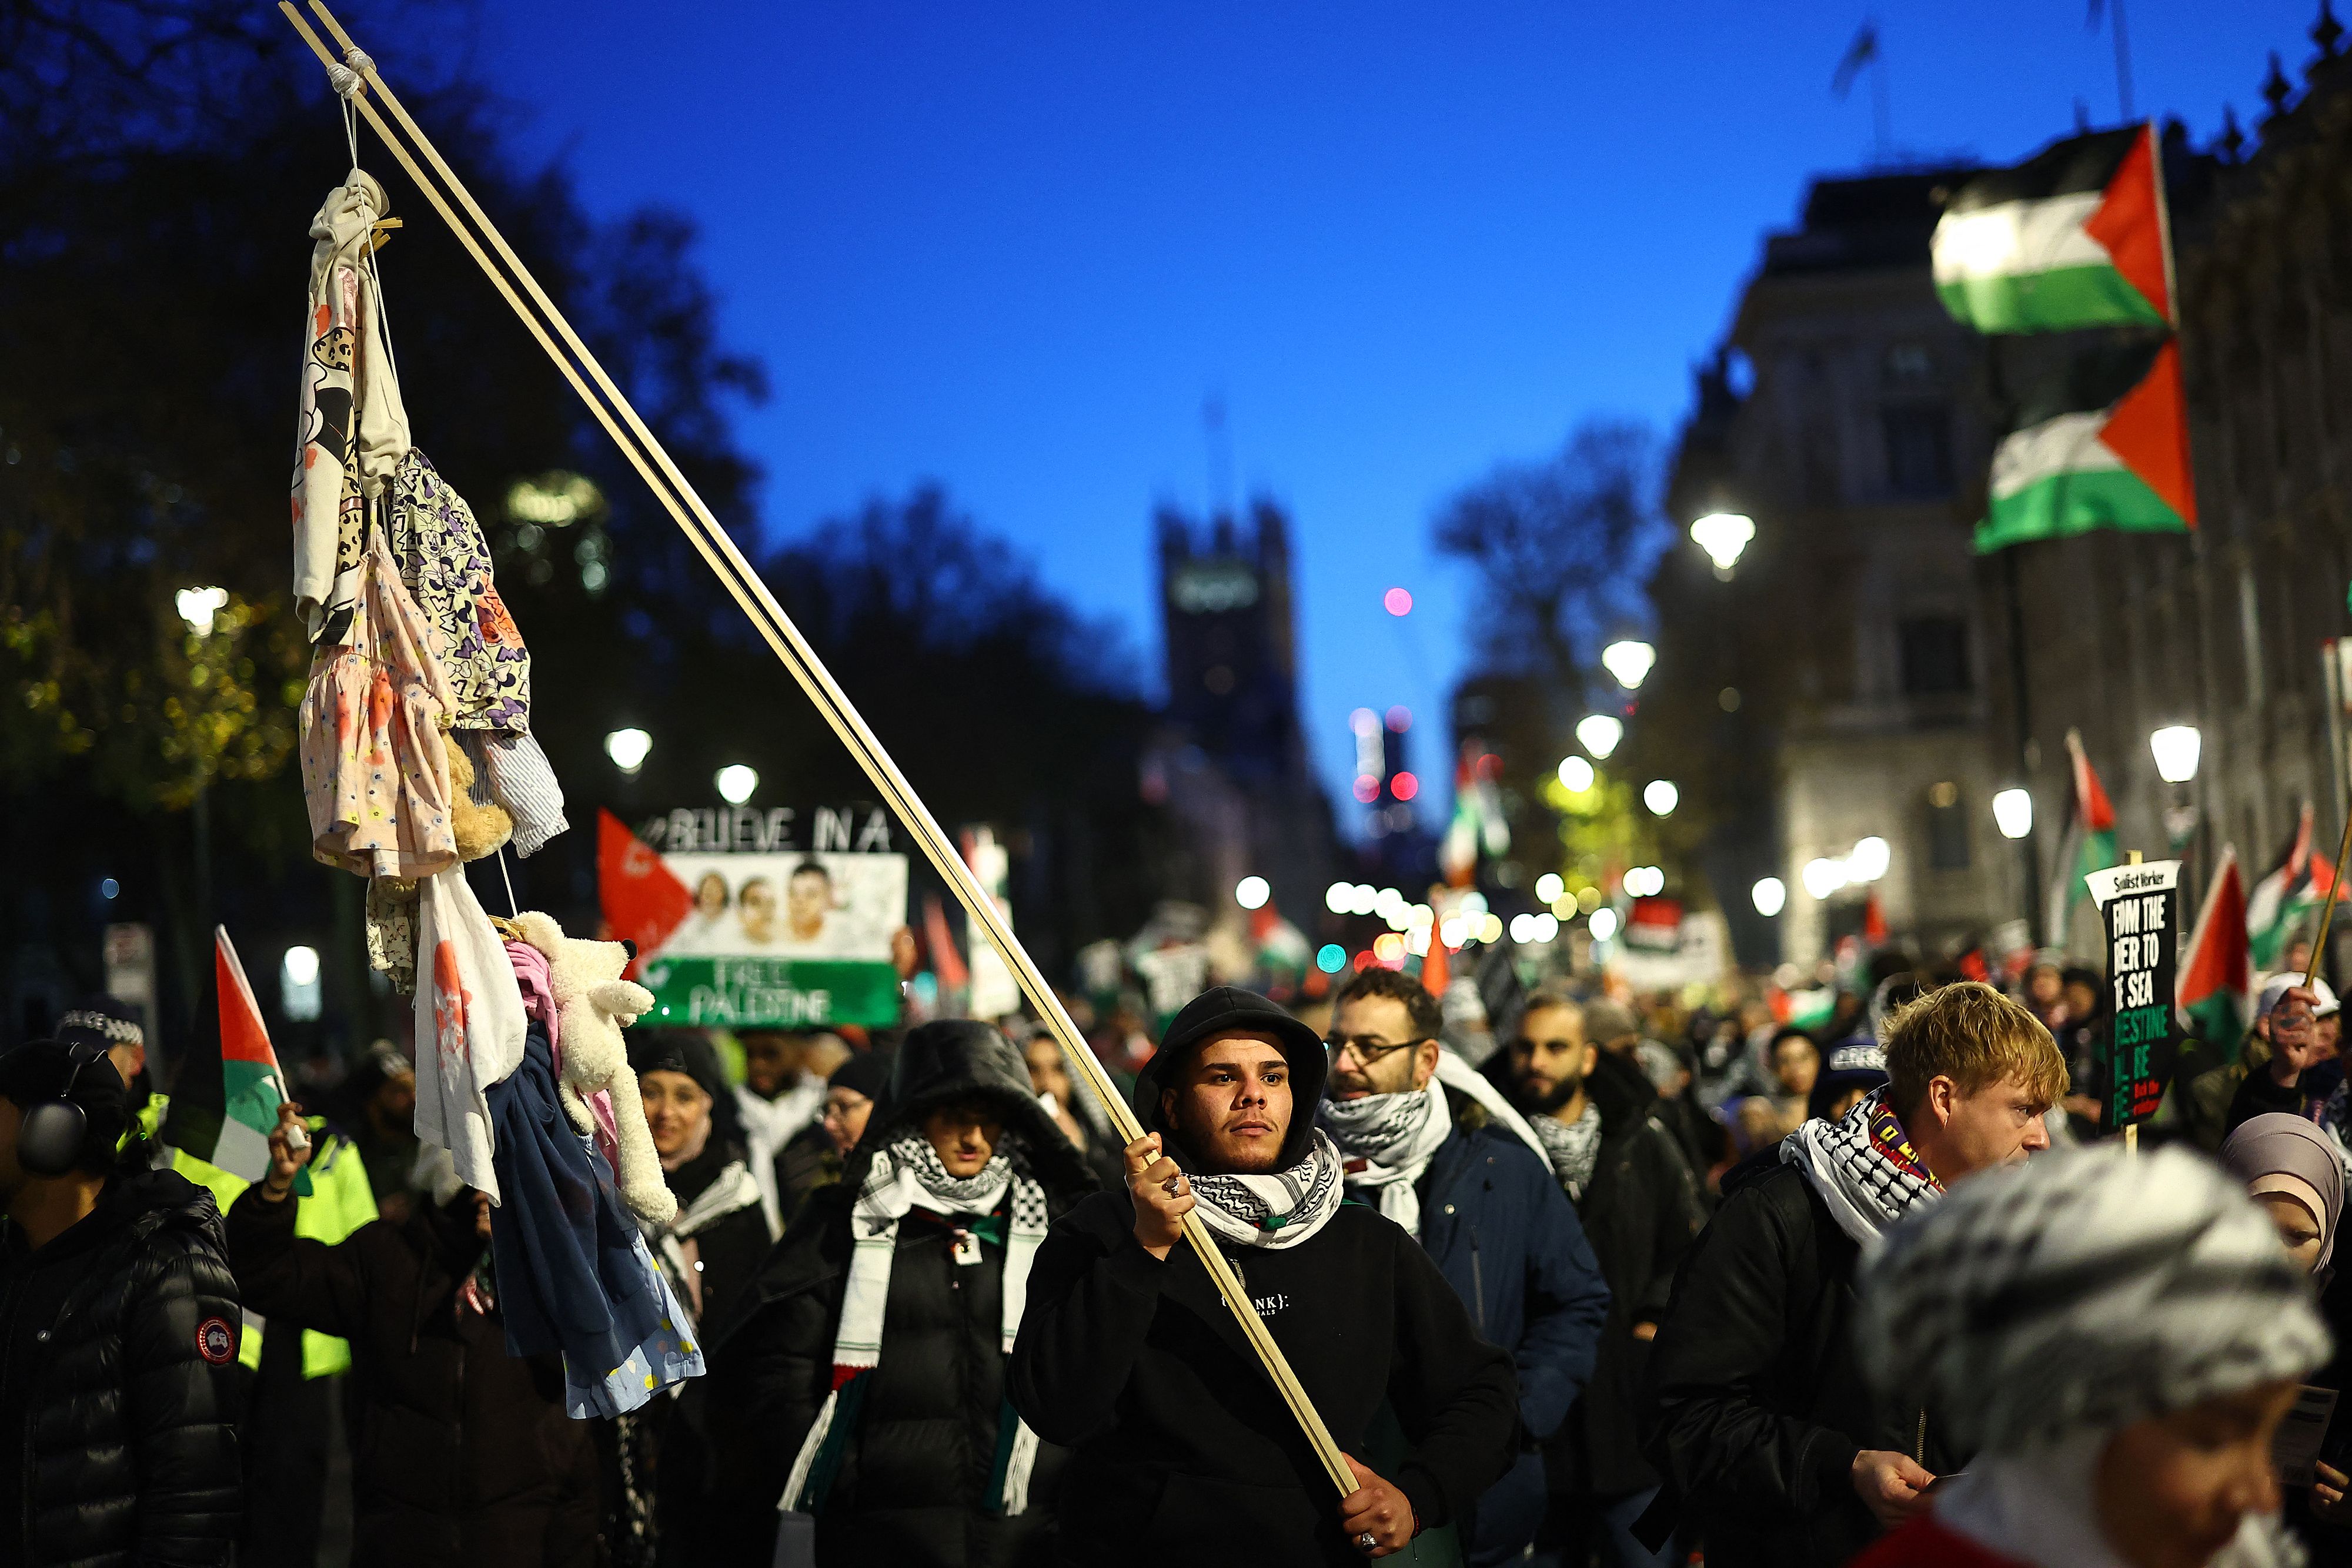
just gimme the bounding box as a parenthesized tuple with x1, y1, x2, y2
(462, 1, 2312, 818)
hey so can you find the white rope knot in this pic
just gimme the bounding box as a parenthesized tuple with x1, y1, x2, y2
(326, 48, 374, 99)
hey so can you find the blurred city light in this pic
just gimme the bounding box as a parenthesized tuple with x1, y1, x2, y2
(281, 944, 322, 1022)
(1325, 881, 1352, 914)
(1534, 872, 1565, 904)
(1589, 907, 1619, 942)
(1625, 865, 1665, 897)
(1235, 875, 1270, 910)
(1316, 944, 1346, 974)
(1373, 932, 1405, 964)
(1576, 714, 1623, 759)
(1384, 587, 1413, 616)
(1557, 755, 1595, 791)
(605, 727, 653, 773)
(1576, 886, 1603, 913)
(1353, 774, 1380, 803)
(101, 877, 120, 901)
(716, 764, 759, 804)
(1802, 857, 1849, 900)
(1752, 877, 1787, 917)
(2150, 725, 2203, 784)
(1349, 883, 1378, 915)
(1386, 706, 1412, 732)
(1847, 835, 1890, 883)
(1643, 780, 1679, 817)
(1993, 788, 2034, 840)
(1601, 639, 1656, 690)
(175, 585, 228, 636)
(1690, 511, 1756, 573)
(1391, 771, 1419, 801)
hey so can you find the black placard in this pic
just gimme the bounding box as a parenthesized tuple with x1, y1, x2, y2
(2087, 860, 2181, 1129)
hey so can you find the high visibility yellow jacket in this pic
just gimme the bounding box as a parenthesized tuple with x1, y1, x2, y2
(151, 1099, 379, 1378)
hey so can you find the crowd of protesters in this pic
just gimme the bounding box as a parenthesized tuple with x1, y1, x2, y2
(3, 944, 2348, 1568)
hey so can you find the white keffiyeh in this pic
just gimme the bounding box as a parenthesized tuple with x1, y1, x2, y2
(782, 1131, 1050, 1516)
(1780, 1085, 1940, 1246)
(1319, 1079, 1455, 1233)
(1530, 1101, 1605, 1201)
(1185, 1130, 1349, 1251)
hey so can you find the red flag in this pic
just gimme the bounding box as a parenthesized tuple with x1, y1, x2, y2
(596, 808, 694, 969)
(1419, 930, 1450, 997)
(923, 894, 971, 992)
(1863, 891, 1889, 948)
(2068, 731, 2117, 834)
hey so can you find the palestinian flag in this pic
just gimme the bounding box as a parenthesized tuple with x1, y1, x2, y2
(596, 808, 693, 969)
(162, 928, 309, 1193)
(1934, 123, 2171, 333)
(1976, 336, 2196, 553)
(2247, 803, 2344, 970)
(2177, 845, 2253, 1052)
(2044, 730, 2119, 948)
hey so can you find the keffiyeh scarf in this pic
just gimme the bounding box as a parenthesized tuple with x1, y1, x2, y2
(1185, 1130, 1348, 1251)
(1529, 1101, 1605, 1201)
(1780, 1086, 1940, 1245)
(1319, 1080, 1455, 1233)
(783, 1131, 1050, 1517)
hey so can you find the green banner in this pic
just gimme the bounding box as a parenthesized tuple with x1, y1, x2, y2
(636, 955, 901, 1029)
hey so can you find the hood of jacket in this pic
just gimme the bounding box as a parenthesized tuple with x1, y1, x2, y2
(1586, 1047, 1660, 1139)
(1134, 985, 1329, 1169)
(848, 1019, 1095, 1198)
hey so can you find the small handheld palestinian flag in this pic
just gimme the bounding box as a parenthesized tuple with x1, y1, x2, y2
(1934, 123, 2171, 334)
(2176, 845, 2252, 1053)
(2044, 730, 2119, 949)
(1976, 336, 2195, 553)
(2247, 803, 2344, 971)
(162, 928, 310, 1195)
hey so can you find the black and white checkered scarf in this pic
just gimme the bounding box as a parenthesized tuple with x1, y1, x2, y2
(1187, 1130, 1348, 1251)
(1319, 1079, 1454, 1233)
(1529, 1101, 1604, 1201)
(1780, 1085, 1940, 1245)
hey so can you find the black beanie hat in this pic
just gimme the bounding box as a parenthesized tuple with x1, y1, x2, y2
(828, 1045, 897, 1103)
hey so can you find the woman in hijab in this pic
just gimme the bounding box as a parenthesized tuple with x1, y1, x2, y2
(2222, 1114, 2352, 1548)
(1849, 1143, 2332, 1568)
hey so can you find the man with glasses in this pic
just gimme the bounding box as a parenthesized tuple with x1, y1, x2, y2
(1317, 967, 1611, 1566)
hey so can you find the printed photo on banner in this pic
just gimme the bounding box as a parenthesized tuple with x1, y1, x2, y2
(656, 851, 907, 960)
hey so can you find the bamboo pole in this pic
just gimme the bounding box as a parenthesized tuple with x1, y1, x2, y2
(277, 3, 1355, 1495)
(2304, 811, 2352, 991)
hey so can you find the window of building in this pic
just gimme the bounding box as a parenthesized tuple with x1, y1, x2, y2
(1897, 616, 1971, 696)
(1926, 784, 1971, 871)
(1882, 403, 1953, 497)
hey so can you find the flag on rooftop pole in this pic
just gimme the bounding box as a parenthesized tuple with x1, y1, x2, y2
(161, 928, 310, 1194)
(2044, 730, 2119, 948)
(2176, 844, 2252, 1053)
(1974, 336, 2196, 553)
(1933, 122, 2171, 333)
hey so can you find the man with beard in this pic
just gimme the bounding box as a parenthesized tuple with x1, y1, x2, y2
(1501, 991, 1706, 1567)
(1637, 981, 2066, 1568)
(1316, 969, 1612, 1566)
(1010, 986, 1522, 1563)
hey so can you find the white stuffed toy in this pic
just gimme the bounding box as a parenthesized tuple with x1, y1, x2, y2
(514, 910, 676, 1229)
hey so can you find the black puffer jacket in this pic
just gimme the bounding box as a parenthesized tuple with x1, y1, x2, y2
(225, 1185, 599, 1566)
(1639, 1154, 1963, 1568)
(671, 1020, 1096, 1567)
(0, 1168, 245, 1567)
(1552, 1050, 1706, 1500)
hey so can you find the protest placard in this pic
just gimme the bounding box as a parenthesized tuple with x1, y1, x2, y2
(2084, 860, 2181, 1129)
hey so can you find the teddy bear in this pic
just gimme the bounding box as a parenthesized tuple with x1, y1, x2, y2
(446, 743, 514, 864)
(513, 909, 675, 1229)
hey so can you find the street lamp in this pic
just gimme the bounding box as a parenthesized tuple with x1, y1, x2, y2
(1752, 877, 1786, 917)
(1643, 780, 1679, 817)
(1575, 714, 1624, 759)
(605, 727, 653, 774)
(2150, 725, 2202, 784)
(1689, 512, 1755, 576)
(1992, 788, 2034, 840)
(175, 586, 228, 636)
(715, 764, 759, 804)
(1601, 639, 1656, 690)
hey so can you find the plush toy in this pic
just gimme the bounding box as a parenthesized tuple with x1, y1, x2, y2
(446, 743, 514, 864)
(513, 909, 675, 1228)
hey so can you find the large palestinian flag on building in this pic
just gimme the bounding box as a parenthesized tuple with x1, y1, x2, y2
(161, 928, 309, 1193)
(1933, 123, 2171, 333)
(1975, 336, 2196, 553)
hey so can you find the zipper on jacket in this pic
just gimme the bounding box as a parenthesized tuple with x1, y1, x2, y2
(1468, 1226, 1487, 1332)
(1915, 1408, 1927, 1465)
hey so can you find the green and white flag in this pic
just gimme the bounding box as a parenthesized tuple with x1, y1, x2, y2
(1935, 123, 2171, 333)
(1977, 337, 2196, 553)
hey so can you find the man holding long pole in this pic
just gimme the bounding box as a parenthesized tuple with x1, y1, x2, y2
(1009, 987, 1520, 1563)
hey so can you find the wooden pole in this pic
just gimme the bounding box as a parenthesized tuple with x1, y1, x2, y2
(278, 2, 1356, 1495)
(2305, 810, 2352, 991)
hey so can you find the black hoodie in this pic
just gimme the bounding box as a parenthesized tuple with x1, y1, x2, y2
(668, 1020, 1097, 1568)
(0, 1168, 245, 1568)
(1007, 986, 1521, 1567)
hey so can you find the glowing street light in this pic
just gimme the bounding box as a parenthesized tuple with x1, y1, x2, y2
(1993, 788, 2034, 841)
(1689, 511, 1756, 574)
(175, 586, 229, 636)
(1235, 875, 1271, 910)
(1801, 857, 1849, 900)
(1601, 639, 1656, 690)
(1847, 835, 1890, 883)
(1643, 780, 1679, 817)
(1534, 872, 1565, 904)
(605, 727, 653, 773)
(716, 764, 759, 804)
(1752, 877, 1786, 917)
(1575, 714, 1624, 760)
(280, 944, 322, 1022)
(2150, 725, 2203, 784)
(1589, 907, 1619, 942)
(1325, 881, 1353, 914)
(1557, 755, 1595, 791)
